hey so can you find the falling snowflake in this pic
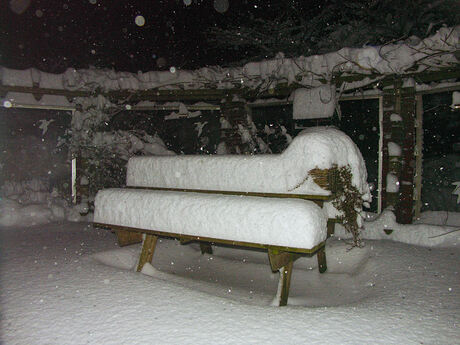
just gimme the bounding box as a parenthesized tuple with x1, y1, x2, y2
(135, 15, 145, 27)
(213, 0, 229, 13)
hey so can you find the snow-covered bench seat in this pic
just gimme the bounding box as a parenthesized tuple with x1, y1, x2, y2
(125, 127, 368, 198)
(93, 126, 369, 306)
(94, 188, 328, 306)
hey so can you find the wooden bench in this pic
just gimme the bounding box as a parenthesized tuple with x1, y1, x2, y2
(93, 185, 333, 306)
(93, 166, 338, 306)
(93, 127, 367, 306)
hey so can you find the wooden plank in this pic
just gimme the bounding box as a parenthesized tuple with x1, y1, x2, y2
(116, 230, 143, 247)
(179, 238, 193, 245)
(127, 186, 333, 201)
(94, 222, 325, 255)
(136, 234, 158, 272)
(278, 260, 294, 307)
(1, 67, 457, 104)
(317, 246, 327, 273)
(0, 84, 92, 98)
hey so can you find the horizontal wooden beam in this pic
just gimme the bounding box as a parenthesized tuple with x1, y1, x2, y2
(0, 84, 92, 98)
(94, 222, 326, 255)
(127, 185, 333, 201)
(1, 65, 457, 103)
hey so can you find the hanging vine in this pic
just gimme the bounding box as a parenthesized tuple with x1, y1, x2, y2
(331, 165, 365, 247)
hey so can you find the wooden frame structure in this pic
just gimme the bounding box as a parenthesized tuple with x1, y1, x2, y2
(94, 222, 327, 307)
(93, 167, 337, 306)
(1, 66, 458, 223)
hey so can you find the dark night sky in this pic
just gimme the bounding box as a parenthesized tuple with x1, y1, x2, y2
(1, 0, 309, 73)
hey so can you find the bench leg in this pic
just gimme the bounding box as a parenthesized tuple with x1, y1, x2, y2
(278, 260, 294, 307)
(317, 246, 327, 273)
(136, 234, 158, 272)
(116, 230, 143, 247)
(199, 242, 213, 255)
(327, 220, 335, 238)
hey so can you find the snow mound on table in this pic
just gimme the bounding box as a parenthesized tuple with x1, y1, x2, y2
(126, 126, 370, 199)
(94, 188, 327, 249)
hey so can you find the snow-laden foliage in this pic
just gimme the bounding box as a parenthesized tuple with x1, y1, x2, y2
(60, 96, 173, 201)
(208, 0, 460, 66)
(1, 25, 458, 99)
(332, 166, 366, 247)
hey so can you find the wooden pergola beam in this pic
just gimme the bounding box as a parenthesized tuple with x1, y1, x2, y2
(1, 66, 458, 103)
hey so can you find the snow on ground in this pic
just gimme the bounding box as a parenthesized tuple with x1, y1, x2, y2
(1, 213, 459, 344)
(335, 209, 460, 248)
(0, 179, 90, 227)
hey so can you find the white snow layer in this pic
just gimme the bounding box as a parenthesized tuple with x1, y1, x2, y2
(1, 26, 458, 94)
(0, 179, 91, 226)
(292, 86, 336, 119)
(452, 91, 460, 108)
(126, 126, 371, 200)
(386, 173, 400, 193)
(335, 209, 460, 248)
(1, 218, 459, 344)
(94, 189, 327, 249)
(390, 113, 403, 122)
(388, 141, 402, 156)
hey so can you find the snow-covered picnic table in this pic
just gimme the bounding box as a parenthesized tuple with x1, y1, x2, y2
(94, 126, 369, 306)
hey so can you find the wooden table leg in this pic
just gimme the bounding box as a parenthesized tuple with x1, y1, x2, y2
(136, 234, 158, 272)
(327, 220, 335, 238)
(279, 260, 294, 307)
(199, 242, 213, 255)
(317, 246, 327, 273)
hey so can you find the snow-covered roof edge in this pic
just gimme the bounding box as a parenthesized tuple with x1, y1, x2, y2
(1, 26, 458, 94)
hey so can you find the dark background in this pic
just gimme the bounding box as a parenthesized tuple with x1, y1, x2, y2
(1, 0, 318, 72)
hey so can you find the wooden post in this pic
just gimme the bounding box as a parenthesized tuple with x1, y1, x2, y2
(382, 84, 416, 223)
(199, 242, 213, 255)
(414, 94, 424, 220)
(397, 87, 416, 223)
(268, 249, 302, 306)
(326, 219, 335, 238)
(136, 234, 158, 272)
(317, 246, 327, 273)
(279, 261, 294, 307)
(220, 100, 250, 153)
